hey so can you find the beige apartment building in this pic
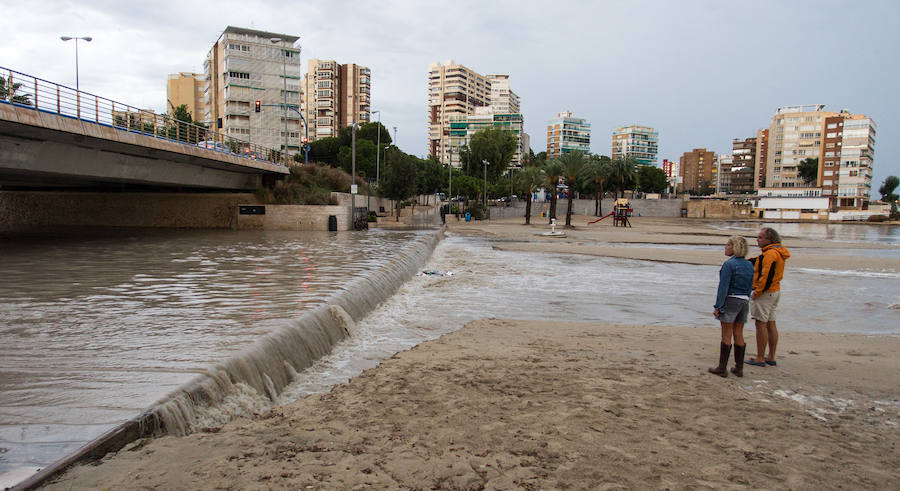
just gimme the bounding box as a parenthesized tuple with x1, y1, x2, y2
(546, 112, 591, 160)
(679, 148, 716, 194)
(202, 26, 302, 158)
(166, 72, 206, 122)
(428, 60, 522, 165)
(763, 105, 874, 209)
(303, 59, 371, 141)
(611, 125, 658, 166)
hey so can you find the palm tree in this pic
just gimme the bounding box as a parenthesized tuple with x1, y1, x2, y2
(559, 151, 587, 227)
(516, 165, 545, 225)
(543, 159, 564, 224)
(580, 155, 611, 216)
(609, 156, 637, 198)
(0, 76, 33, 106)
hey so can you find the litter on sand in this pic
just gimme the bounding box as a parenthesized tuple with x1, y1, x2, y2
(418, 270, 455, 277)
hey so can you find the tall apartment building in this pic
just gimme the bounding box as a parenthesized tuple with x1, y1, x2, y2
(166, 72, 206, 122)
(428, 60, 490, 163)
(427, 61, 522, 165)
(202, 26, 302, 157)
(754, 129, 768, 190)
(679, 148, 716, 194)
(832, 115, 876, 208)
(611, 125, 658, 166)
(448, 108, 528, 167)
(716, 154, 734, 195)
(728, 136, 757, 194)
(546, 111, 591, 159)
(763, 105, 875, 209)
(662, 159, 680, 193)
(303, 59, 371, 141)
(486, 74, 520, 114)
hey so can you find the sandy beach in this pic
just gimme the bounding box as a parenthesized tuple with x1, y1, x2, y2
(42, 216, 900, 489)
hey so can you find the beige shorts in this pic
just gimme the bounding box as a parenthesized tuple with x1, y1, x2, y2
(751, 291, 780, 322)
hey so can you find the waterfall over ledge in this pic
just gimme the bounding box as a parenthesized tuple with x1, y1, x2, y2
(19, 229, 443, 489)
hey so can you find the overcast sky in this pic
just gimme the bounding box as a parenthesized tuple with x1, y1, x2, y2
(3, 0, 899, 192)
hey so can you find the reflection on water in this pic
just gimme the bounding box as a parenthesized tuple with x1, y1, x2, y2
(712, 221, 900, 245)
(0, 228, 423, 485)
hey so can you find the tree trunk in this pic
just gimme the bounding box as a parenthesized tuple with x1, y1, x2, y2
(549, 194, 557, 223)
(525, 197, 532, 225)
(395, 200, 401, 222)
(565, 195, 574, 227)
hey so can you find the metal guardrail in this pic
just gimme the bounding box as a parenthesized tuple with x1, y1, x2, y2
(0, 66, 288, 166)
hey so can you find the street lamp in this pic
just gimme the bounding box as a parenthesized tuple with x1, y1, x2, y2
(60, 35, 91, 118)
(483, 159, 490, 208)
(270, 37, 290, 165)
(372, 110, 381, 187)
(351, 122, 358, 226)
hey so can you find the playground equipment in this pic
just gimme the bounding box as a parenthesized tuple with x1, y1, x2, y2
(587, 198, 633, 227)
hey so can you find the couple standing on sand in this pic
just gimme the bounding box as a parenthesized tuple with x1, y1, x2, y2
(708, 227, 791, 378)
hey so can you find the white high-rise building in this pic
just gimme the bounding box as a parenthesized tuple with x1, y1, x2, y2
(202, 26, 302, 158)
(427, 61, 525, 165)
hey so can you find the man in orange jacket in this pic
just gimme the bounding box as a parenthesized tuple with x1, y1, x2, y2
(747, 227, 790, 367)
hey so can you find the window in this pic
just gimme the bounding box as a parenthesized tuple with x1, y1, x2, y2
(228, 71, 250, 80)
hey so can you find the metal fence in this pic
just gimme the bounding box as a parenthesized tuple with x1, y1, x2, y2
(0, 66, 286, 166)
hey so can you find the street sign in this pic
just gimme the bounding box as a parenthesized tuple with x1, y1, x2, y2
(351, 184, 358, 194)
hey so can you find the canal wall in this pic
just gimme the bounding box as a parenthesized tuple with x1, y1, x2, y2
(0, 191, 254, 230)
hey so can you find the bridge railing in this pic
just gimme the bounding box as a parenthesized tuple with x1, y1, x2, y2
(0, 66, 288, 166)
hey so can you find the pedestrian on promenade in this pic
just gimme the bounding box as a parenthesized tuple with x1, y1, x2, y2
(747, 227, 791, 367)
(709, 236, 754, 377)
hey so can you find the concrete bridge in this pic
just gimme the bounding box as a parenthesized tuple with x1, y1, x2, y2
(0, 67, 288, 192)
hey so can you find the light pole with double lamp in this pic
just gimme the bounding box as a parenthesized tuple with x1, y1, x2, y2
(372, 110, 381, 187)
(60, 35, 91, 118)
(483, 159, 490, 208)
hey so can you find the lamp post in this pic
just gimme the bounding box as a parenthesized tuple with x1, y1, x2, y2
(483, 159, 490, 208)
(372, 110, 381, 187)
(270, 37, 289, 165)
(60, 35, 91, 118)
(351, 122, 358, 226)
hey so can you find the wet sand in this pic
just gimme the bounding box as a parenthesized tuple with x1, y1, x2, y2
(43, 216, 900, 489)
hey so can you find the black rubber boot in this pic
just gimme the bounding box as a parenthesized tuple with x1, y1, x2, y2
(731, 344, 745, 377)
(708, 342, 731, 377)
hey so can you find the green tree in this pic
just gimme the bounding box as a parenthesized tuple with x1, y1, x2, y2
(798, 157, 819, 185)
(544, 159, 564, 223)
(337, 138, 377, 178)
(381, 152, 419, 221)
(515, 164, 545, 225)
(579, 155, 611, 216)
(560, 151, 587, 227)
(879, 176, 899, 216)
(417, 156, 445, 204)
(462, 127, 517, 181)
(636, 165, 668, 194)
(609, 156, 637, 197)
(307, 137, 342, 166)
(0, 76, 33, 105)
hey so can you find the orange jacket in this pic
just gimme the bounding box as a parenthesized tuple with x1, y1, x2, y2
(751, 243, 790, 295)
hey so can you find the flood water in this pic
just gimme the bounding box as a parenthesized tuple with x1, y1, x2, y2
(2, 222, 899, 487)
(0, 227, 429, 486)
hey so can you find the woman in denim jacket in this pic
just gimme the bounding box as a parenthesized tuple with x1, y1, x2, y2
(708, 235, 754, 377)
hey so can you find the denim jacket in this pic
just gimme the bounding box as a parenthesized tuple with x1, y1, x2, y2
(715, 256, 754, 310)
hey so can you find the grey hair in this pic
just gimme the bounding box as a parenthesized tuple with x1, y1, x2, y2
(728, 235, 749, 257)
(760, 227, 781, 244)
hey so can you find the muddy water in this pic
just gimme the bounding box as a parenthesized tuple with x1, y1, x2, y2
(0, 227, 431, 486)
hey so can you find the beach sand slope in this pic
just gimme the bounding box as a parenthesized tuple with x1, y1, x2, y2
(46, 319, 900, 489)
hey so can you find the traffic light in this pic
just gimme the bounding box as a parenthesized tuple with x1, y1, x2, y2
(255, 100, 261, 112)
